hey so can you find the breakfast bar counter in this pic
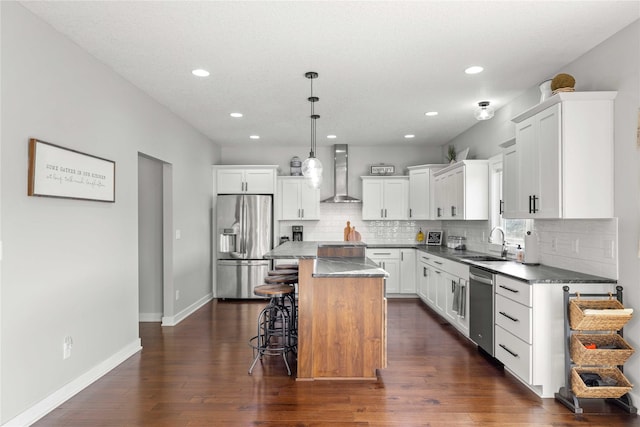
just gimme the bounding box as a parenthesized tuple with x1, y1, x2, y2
(264, 241, 388, 380)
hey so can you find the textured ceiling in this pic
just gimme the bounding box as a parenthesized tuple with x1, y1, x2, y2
(21, 1, 640, 148)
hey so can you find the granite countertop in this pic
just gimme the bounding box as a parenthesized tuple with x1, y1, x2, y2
(313, 257, 388, 278)
(413, 246, 615, 284)
(264, 241, 387, 278)
(265, 241, 615, 284)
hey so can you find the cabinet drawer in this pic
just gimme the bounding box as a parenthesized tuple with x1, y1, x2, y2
(495, 294, 532, 344)
(495, 325, 532, 383)
(496, 275, 531, 307)
(367, 249, 400, 260)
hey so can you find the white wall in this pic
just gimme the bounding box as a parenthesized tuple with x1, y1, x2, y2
(0, 3, 219, 424)
(445, 20, 640, 404)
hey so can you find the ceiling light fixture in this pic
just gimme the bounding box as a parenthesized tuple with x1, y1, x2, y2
(474, 101, 495, 121)
(465, 66, 484, 75)
(425, 111, 438, 117)
(249, 135, 260, 140)
(230, 112, 243, 118)
(192, 68, 210, 77)
(327, 134, 337, 139)
(404, 134, 415, 139)
(301, 71, 323, 189)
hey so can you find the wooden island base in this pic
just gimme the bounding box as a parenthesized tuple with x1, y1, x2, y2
(296, 259, 387, 380)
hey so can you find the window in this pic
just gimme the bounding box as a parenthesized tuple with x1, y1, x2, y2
(488, 154, 531, 246)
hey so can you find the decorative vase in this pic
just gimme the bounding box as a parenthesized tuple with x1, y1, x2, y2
(539, 79, 552, 102)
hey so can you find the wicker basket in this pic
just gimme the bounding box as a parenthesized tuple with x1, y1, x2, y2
(569, 297, 631, 331)
(571, 367, 632, 398)
(571, 333, 635, 366)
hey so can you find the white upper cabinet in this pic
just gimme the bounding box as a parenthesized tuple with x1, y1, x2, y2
(407, 164, 446, 220)
(505, 92, 616, 219)
(361, 176, 409, 220)
(432, 160, 488, 220)
(215, 166, 277, 194)
(278, 177, 320, 220)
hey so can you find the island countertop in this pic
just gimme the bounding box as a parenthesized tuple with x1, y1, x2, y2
(264, 241, 387, 278)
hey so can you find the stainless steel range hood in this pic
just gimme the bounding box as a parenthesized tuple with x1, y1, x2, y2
(321, 144, 361, 203)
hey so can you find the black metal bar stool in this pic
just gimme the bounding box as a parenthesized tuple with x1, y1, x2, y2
(248, 284, 297, 375)
(264, 273, 298, 339)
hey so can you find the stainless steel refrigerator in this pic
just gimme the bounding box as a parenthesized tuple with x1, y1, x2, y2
(216, 194, 273, 299)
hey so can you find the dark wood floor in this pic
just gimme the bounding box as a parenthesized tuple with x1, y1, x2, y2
(35, 299, 638, 426)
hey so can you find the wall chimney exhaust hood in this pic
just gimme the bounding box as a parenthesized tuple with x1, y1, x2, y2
(321, 144, 361, 203)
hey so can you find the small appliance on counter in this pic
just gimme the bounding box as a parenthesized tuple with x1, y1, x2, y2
(447, 236, 466, 250)
(292, 225, 303, 241)
(279, 236, 290, 245)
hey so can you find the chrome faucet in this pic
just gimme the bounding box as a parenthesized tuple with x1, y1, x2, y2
(489, 226, 508, 258)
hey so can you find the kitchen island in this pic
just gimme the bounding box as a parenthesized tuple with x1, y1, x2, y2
(264, 241, 388, 380)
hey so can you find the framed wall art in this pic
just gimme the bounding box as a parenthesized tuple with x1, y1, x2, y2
(28, 138, 116, 202)
(426, 230, 443, 246)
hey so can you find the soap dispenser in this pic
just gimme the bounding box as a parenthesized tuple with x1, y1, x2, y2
(416, 228, 425, 243)
(516, 244, 524, 262)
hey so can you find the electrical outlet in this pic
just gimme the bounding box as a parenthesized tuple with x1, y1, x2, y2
(175, 290, 180, 301)
(63, 336, 73, 359)
(551, 238, 557, 252)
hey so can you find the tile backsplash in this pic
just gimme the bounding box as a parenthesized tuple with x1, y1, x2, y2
(277, 204, 618, 279)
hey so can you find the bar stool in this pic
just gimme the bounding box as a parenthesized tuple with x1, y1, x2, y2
(248, 284, 297, 375)
(264, 273, 298, 338)
(275, 263, 299, 271)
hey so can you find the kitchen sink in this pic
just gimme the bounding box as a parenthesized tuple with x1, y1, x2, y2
(461, 255, 509, 262)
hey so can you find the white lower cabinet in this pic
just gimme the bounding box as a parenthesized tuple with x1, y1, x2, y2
(494, 274, 615, 398)
(415, 251, 469, 337)
(367, 248, 416, 295)
(399, 249, 416, 294)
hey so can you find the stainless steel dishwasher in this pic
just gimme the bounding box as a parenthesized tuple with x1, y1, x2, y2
(469, 267, 495, 356)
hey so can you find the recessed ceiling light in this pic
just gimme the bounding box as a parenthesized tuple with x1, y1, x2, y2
(465, 66, 484, 75)
(230, 113, 243, 118)
(425, 111, 439, 117)
(192, 68, 210, 77)
(327, 134, 337, 139)
(249, 135, 260, 140)
(404, 134, 415, 139)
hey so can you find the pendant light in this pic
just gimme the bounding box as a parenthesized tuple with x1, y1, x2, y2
(474, 101, 495, 121)
(301, 71, 323, 188)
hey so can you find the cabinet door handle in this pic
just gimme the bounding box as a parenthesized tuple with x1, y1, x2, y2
(409, 208, 412, 218)
(499, 343, 519, 358)
(532, 195, 538, 213)
(499, 285, 519, 294)
(499, 199, 504, 215)
(423, 267, 427, 277)
(435, 271, 441, 275)
(381, 209, 384, 218)
(451, 206, 456, 217)
(401, 252, 404, 261)
(434, 261, 443, 265)
(498, 311, 519, 322)
(385, 208, 388, 217)
(451, 280, 455, 292)
(437, 207, 441, 218)
(301, 208, 304, 218)
(528, 195, 532, 214)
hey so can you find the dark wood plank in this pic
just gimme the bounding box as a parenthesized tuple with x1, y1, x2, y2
(34, 299, 638, 426)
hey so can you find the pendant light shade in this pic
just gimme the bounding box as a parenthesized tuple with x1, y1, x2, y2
(302, 72, 322, 188)
(474, 101, 494, 121)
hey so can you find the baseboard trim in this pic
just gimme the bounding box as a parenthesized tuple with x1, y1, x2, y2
(161, 293, 212, 326)
(4, 339, 142, 427)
